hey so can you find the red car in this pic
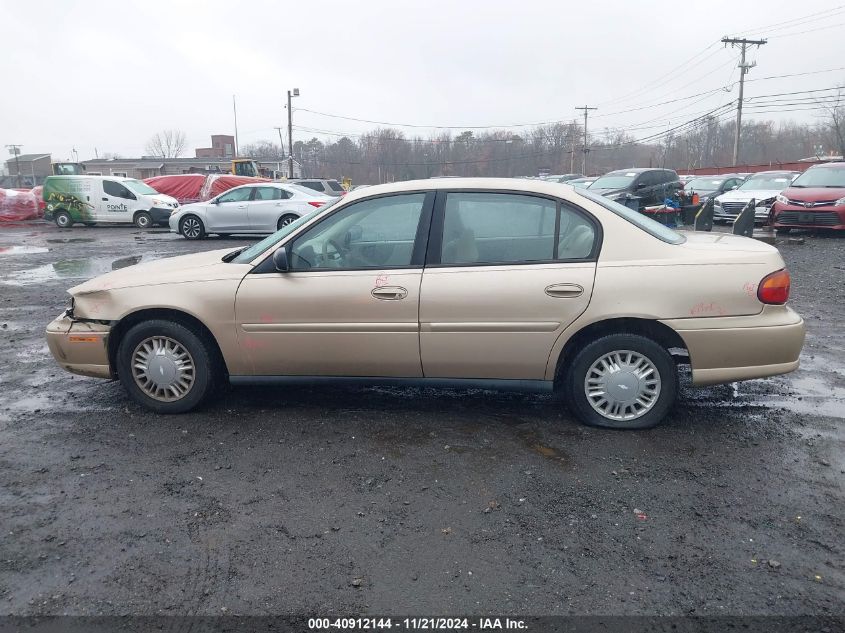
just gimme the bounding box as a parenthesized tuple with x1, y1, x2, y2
(770, 162, 845, 232)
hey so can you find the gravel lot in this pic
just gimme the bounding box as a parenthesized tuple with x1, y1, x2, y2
(0, 223, 842, 616)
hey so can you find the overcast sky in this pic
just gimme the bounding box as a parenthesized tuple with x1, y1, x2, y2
(3, 0, 844, 161)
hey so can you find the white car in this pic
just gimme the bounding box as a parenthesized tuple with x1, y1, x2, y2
(713, 171, 799, 224)
(169, 183, 336, 239)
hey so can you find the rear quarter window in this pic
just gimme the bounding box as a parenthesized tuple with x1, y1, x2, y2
(575, 188, 685, 244)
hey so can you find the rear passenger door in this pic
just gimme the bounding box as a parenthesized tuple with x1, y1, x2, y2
(419, 191, 598, 380)
(248, 186, 288, 232)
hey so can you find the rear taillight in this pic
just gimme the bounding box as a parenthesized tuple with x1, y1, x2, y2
(757, 269, 791, 305)
(308, 201, 325, 208)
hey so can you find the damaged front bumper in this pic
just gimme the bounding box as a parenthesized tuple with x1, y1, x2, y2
(45, 310, 114, 380)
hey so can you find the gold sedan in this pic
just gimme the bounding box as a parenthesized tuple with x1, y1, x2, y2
(46, 178, 805, 429)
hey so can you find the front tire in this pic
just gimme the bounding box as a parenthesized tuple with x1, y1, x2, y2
(116, 320, 217, 414)
(179, 215, 205, 240)
(54, 211, 73, 228)
(134, 211, 152, 229)
(564, 333, 677, 429)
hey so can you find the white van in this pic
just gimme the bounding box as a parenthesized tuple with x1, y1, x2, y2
(43, 175, 179, 228)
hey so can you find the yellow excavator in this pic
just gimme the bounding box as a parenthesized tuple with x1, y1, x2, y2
(231, 159, 260, 177)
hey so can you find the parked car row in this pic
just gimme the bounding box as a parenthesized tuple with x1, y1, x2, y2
(37, 175, 347, 236)
(566, 161, 845, 231)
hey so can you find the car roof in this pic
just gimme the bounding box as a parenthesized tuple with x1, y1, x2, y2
(337, 177, 604, 205)
(806, 161, 845, 169)
(747, 170, 799, 176)
(604, 168, 675, 175)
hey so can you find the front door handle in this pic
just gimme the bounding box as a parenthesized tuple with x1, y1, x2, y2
(372, 286, 408, 301)
(545, 283, 584, 298)
(102, 197, 108, 201)
(237, 205, 247, 209)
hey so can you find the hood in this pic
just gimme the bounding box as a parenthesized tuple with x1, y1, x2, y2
(717, 189, 782, 204)
(780, 186, 845, 202)
(69, 248, 251, 294)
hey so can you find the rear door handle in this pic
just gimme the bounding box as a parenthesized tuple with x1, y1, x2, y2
(545, 283, 584, 298)
(372, 286, 408, 301)
(237, 205, 247, 209)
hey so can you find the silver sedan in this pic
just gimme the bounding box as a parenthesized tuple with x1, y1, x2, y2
(169, 183, 336, 239)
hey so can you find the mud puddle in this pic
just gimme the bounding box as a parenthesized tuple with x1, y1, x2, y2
(1, 254, 161, 286)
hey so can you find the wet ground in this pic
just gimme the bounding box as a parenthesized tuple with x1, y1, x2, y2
(0, 223, 842, 616)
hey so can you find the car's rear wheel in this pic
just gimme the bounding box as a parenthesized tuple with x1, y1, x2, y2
(134, 211, 152, 229)
(117, 320, 217, 413)
(564, 333, 677, 429)
(54, 211, 72, 228)
(180, 215, 205, 240)
(277, 213, 299, 230)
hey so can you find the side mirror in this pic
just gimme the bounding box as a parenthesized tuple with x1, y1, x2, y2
(272, 247, 289, 272)
(635, 182, 647, 189)
(730, 186, 738, 190)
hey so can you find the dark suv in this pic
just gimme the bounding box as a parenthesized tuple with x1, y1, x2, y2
(589, 168, 681, 210)
(290, 179, 346, 197)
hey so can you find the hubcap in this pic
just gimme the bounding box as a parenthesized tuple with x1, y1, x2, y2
(182, 218, 200, 238)
(131, 336, 196, 402)
(57, 215, 69, 227)
(279, 215, 296, 227)
(137, 215, 149, 227)
(584, 350, 661, 421)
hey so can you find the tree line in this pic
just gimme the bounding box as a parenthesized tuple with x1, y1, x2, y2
(230, 102, 843, 182)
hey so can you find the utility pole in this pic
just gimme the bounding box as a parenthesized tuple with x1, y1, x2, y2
(575, 106, 597, 175)
(6, 144, 22, 188)
(722, 36, 767, 166)
(287, 88, 299, 179)
(232, 95, 239, 157)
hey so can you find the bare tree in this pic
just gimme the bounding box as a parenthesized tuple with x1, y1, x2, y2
(240, 140, 283, 160)
(144, 129, 188, 158)
(100, 152, 123, 160)
(817, 86, 845, 157)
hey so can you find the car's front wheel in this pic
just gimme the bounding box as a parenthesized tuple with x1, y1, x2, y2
(134, 211, 152, 229)
(117, 320, 218, 413)
(564, 333, 677, 429)
(179, 215, 205, 240)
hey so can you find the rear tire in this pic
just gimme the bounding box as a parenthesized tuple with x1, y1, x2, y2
(180, 215, 205, 240)
(277, 214, 299, 230)
(134, 211, 152, 229)
(54, 211, 72, 228)
(564, 333, 677, 430)
(116, 319, 217, 414)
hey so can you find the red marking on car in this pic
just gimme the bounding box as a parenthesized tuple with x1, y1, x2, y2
(743, 282, 758, 296)
(689, 302, 726, 316)
(68, 336, 99, 343)
(375, 274, 389, 287)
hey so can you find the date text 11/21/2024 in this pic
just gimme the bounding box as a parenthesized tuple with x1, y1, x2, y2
(307, 617, 528, 630)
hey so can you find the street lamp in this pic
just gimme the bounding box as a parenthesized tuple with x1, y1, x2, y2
(287, 88, 300, 179)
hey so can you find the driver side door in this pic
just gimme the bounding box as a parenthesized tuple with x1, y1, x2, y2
(210, 186, 254, 232)
(233, 192, 434, 377)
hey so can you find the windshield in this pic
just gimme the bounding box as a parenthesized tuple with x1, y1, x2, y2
(590, 173, 636, 189)
(686, 177, 724, 191)
(738, 174, 794, 191)
(790, 166, 845, 188)
(125, 179, 159, 195)
(230, 199, 341, 264)
(575, 188, 685, 244)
